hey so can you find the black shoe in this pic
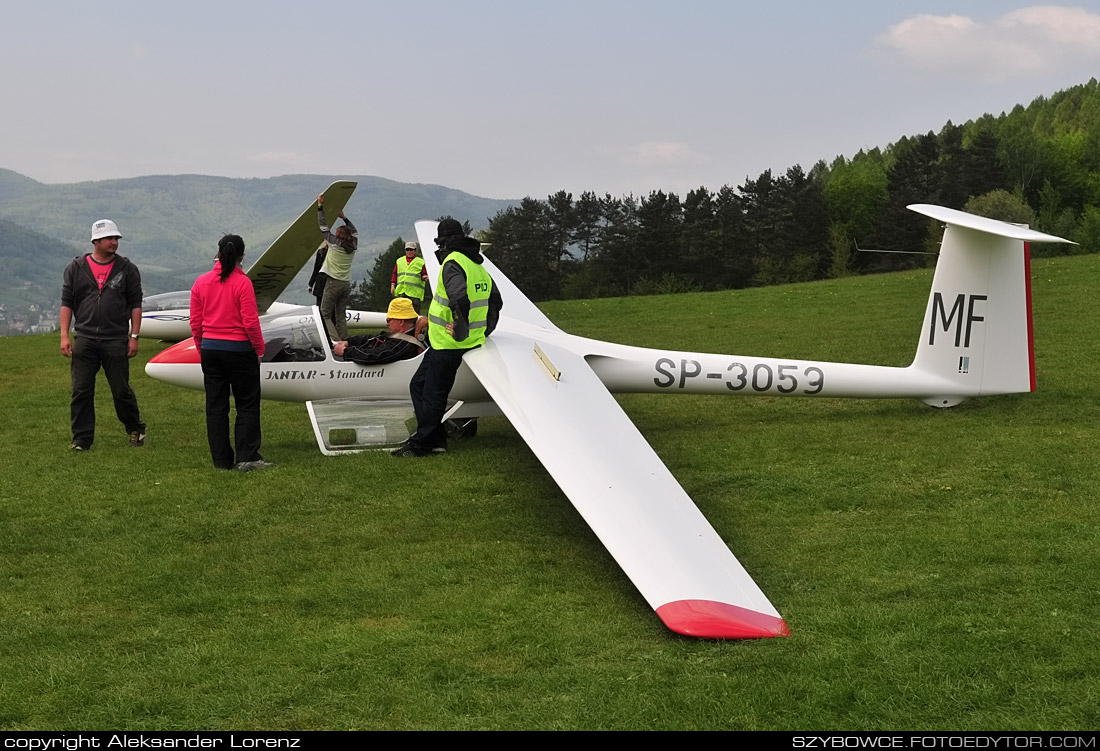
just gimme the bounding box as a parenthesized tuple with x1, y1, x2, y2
(69, 442, 90, 451)
(391, 444, 430, 458)
(235, 460, 276, 471)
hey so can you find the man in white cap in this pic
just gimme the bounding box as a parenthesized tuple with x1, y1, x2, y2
(60, 219, 147, 450)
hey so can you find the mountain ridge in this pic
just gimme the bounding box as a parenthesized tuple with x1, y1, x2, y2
(0, 170, 517, 306)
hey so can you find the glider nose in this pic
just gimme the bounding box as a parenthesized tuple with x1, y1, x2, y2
(149, 337, 200, 365)
(145, 338, 204, 391)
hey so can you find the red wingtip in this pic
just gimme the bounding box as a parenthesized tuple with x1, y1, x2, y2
(656, 599, 790, 639)
(149, 337, 201, 365)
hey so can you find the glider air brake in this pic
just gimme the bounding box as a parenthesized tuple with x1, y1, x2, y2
(146, 205, 1072, 640)
(139, 181, 387, 341)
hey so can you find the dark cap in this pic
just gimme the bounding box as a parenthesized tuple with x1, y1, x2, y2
(436, 218, 464, 240)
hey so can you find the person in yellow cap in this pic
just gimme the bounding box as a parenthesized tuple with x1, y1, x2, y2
(332, 297, 426, 365)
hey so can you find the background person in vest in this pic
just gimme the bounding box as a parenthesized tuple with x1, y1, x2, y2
(60, 219, 147, 451)
(332, 297, 426, 365)
(393, 219, 503, 457)
(390, 242, 428, 313)
(307, 240, 328, 310)
(189, 235, 272, 472)
(316, 193, 358, 341)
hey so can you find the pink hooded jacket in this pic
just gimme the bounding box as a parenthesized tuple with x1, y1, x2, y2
(189, 261, 266, 357)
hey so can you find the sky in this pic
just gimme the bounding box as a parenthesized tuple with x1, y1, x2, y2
(2, 1, 1098, 200)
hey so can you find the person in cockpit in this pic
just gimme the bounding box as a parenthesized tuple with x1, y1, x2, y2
(332, 297, 426, 366)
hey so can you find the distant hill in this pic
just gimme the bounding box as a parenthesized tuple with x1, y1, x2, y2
(0, 218, 198, 308)
(0, 169, 44, 201)
(0, 171, 517, 302)
(0, 219, 80, 308)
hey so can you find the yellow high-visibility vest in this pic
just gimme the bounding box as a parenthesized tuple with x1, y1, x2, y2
(428, 253, 492, 350)
(394, 256, 426, 300)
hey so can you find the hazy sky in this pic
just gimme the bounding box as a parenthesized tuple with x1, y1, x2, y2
(2, 1, 1098, 200)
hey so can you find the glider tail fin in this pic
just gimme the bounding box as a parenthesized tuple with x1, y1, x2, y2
(907, 204, 1071, 407)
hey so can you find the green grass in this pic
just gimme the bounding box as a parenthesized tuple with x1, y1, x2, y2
(2, 256, 1099, 730)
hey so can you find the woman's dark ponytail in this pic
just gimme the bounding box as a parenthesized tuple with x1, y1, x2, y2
(217, 234, 245, 281)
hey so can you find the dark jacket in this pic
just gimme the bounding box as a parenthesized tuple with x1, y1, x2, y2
(61, 254, 143, 340)
(342, 331, 424, 366)
(308, 246, 328, 289)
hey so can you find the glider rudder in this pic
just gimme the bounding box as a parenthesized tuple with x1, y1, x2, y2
(907, 205, 1071, 407)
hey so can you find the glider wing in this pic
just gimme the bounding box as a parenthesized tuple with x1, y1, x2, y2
(413, 220, 559, 331)
(462, 331, 788, 638)
(249, 181, 357, 312)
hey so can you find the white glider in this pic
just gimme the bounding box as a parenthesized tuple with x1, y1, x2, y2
(147, 205, 1071, 639)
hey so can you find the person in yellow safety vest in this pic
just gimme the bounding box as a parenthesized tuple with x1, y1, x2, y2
(392, 220, 503, 457)
(390, 242, 429, 313)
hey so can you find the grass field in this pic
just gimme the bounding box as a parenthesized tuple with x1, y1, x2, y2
(2, 256, 1099, 730)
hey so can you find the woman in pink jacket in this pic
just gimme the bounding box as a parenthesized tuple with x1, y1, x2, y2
(189, 234, 272, 471)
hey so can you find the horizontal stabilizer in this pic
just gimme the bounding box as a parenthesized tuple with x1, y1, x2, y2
(908, 204, 1074, 244)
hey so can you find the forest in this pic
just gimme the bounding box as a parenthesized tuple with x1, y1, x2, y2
(449, 79, 1100, 303)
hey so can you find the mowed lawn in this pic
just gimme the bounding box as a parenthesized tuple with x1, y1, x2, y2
(2, 255, 1098, 730)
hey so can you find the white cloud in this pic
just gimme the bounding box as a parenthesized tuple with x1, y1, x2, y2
(625, 141, 705, 167)
(876, 5, 1100, 82)
(1000, 5, 1100, 45)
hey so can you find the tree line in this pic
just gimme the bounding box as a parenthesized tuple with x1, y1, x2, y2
(470, 79, 1100, 302)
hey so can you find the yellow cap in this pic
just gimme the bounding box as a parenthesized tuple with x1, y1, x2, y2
(386, 297, 419, 320)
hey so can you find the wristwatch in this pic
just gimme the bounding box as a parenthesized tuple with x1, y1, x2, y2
(130, 334, 140, 340)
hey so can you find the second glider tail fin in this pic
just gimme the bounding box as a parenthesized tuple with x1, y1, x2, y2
(908, 204, 1072, 407)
